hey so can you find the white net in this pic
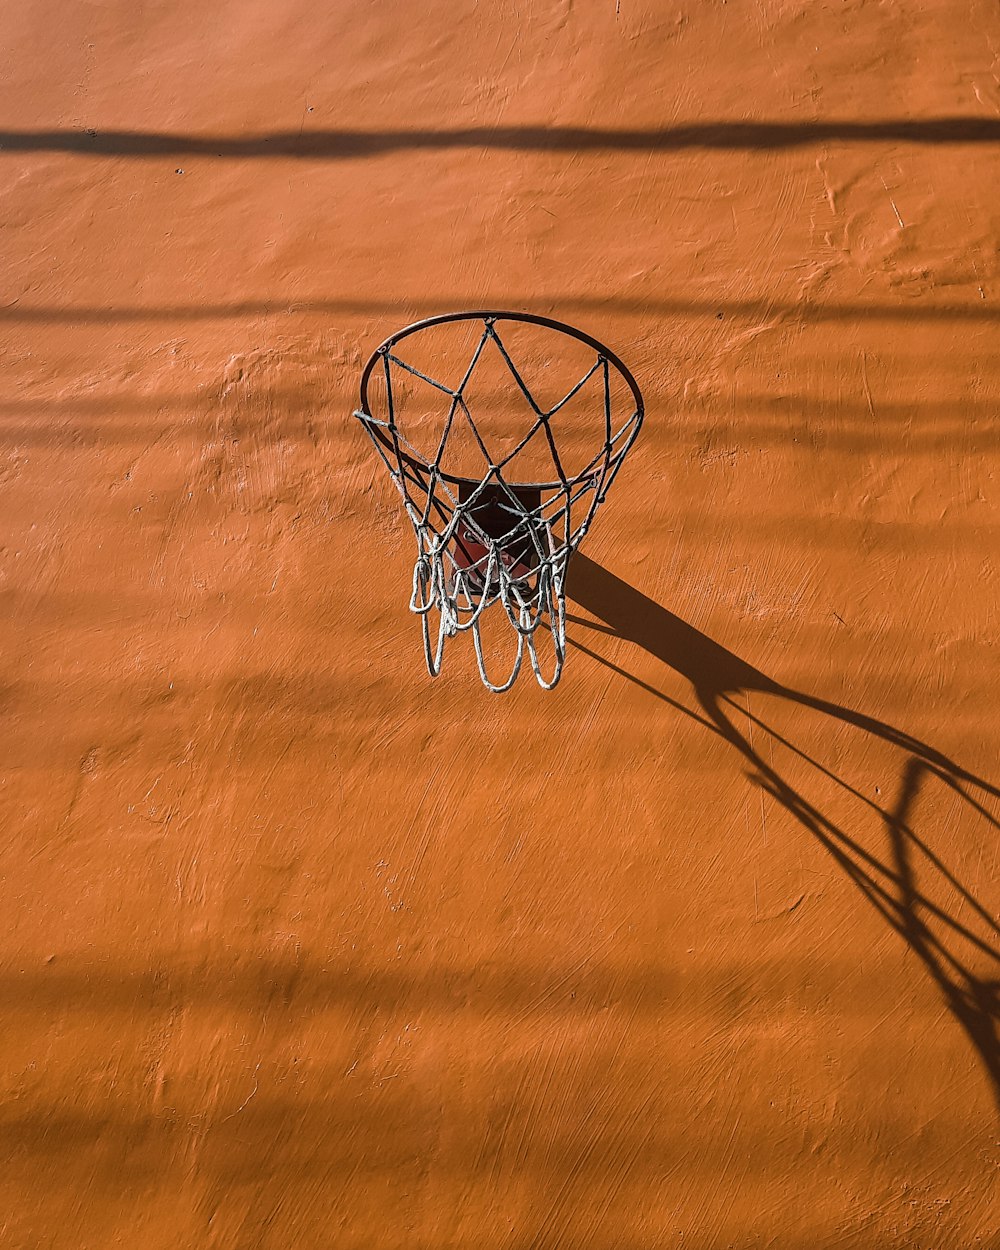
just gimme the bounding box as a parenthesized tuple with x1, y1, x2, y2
(354, 312, 643, 691)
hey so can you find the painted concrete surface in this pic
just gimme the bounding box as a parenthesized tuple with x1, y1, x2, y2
(2, 2, 998, 1246)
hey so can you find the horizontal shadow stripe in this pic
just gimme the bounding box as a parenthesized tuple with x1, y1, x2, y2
(0, 1095, 811, 1187)
(0, 952, 941, 1015)
(1, 390, 998, 420)
(2, 119, 1000, 157)
(2, 297, 998, 323)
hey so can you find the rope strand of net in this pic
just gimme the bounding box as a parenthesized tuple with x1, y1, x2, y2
(354, 319, 641, 690)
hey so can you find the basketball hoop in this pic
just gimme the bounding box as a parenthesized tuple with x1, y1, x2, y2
(354, 310, 644, 691)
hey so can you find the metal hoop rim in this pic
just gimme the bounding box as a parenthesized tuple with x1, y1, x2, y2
(355, 308, 645, 491)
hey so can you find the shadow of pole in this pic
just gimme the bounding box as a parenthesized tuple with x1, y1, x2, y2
(567, 553, 1000, 1111)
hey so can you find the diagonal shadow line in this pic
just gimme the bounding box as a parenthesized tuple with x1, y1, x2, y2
(567, 552, 1000, 1110)
(726, 696, 1000, 947)
(2, 297, 999, 324)
(883, 758, 1000, 1095)
(4, 119, 1000, 157)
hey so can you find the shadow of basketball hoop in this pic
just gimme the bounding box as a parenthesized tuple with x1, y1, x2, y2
(567, 552, 1000, 1111)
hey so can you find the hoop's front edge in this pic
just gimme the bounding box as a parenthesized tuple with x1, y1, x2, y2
(356, 309, 645, 436)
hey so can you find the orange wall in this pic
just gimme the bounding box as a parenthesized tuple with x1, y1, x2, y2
(1, 2, 998, 1245)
